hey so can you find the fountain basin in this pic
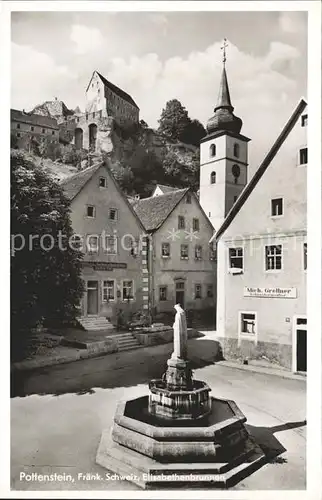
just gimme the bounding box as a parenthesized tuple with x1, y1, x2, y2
(148, 379, 211, 420)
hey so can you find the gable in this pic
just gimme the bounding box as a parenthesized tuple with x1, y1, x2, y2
(222, 102, 307, 239)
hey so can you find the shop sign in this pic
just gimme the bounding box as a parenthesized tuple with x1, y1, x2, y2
(244, 287, 297, 299)
(81, 261, 127, 271)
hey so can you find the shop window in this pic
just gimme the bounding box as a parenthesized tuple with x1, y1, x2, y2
(265, 245, 282, 271)
(240, 312, 257, 335)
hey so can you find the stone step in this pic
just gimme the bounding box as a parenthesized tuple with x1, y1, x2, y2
(78, 316, 114, 331)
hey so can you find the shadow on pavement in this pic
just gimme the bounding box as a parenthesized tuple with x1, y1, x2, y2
(11, 338, 224, 398)
(246, 419, 307, 464)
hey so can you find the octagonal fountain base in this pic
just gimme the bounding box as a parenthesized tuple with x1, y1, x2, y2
(96, 395, 266, 489)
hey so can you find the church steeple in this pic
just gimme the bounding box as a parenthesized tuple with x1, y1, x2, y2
(206, 39, 243, 135)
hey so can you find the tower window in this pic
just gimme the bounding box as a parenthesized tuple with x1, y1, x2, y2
(210, 171, 216, 184)
(233, 143, 240, 158)
(210, 144, 216, 157)
(271, 198, 283, 217)
(232, 164, 240, 184)
(299, 147, 308, 165)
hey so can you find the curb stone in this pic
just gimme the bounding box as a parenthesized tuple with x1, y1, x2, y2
(217, 360, 306, 381)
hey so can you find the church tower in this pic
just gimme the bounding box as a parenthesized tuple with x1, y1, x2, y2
(199, 40, 250, 232)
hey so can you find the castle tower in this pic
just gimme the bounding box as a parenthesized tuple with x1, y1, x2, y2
(199, 40, 251, 232)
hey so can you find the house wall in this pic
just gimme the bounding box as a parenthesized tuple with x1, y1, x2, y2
(69, 164, 146, 321)
(11, 117, 59, 149)
(151, 192, 216, 314)
(216, 107, 307, 370)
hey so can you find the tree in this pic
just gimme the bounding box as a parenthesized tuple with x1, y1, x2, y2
(181, 119, 206, 147)
(11, 151, 84, 360)
(158, 99, 191, 141)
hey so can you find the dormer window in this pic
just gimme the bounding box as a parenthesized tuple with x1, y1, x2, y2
(210, 144, 216, 157)
(210, 171, 216, 184)
(233, 143, 240, 158)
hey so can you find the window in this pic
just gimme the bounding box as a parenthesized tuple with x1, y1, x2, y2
(299, 147, 308, 165)
(16, 123, 20, 129)
(233, 143, 240, 158)
(17, 133, 21, 138)
(207, 284, 214, 298)
(122, 280, 134, 300)
(42, 128, 45, 133)
(209, 244, 216, 261)
(210, 171, 216, 184)
(194, 284, 202, 299)
(178, 216, 185, 229)
(186, 194, 192, 204)
(31, 126, 34, 131)
(232, 164, 240, 184)
(109, 208, 118, 221)
(180, 244, 189, 259)
(192, 218, 200, 231)
(87, 235, 99, 253)
(70, 235, 83, 250)
(229, 247, 243, 269)
(99, 177, 107, 188)
(52, 131, 55, 135)
(210, 144, 216, 157)
(105, 236, 117, 255)
(86, 205, 95, 218)
(176, 281, 185, 290)
(234, 195, 238, 203)
(240, 313, 256, 335)
(161, 242, 170, 258)
(195, 245, 202, 260)
(301, 114, 308, 127)
(103, 280, 115, 301)
(265, 245, 282, 271)
(159, 286, 167, 301)
(303, 243, 307, 271)
(271, 198, 283, 217)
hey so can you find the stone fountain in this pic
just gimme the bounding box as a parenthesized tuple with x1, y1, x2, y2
(96, 305, 266, 489)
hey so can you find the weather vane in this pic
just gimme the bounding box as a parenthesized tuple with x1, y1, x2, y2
(221, 38, 228, 65)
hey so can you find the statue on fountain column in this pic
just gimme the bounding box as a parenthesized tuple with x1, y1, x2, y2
(164, 304, 192, 391)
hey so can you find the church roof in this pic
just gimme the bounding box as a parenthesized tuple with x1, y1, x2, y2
(211, 98, 307, 243)
(92, 71, 139, 110)
(132, 188, 189, 231)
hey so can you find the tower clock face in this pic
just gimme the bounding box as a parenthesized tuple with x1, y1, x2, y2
(232, 164, 240, 178)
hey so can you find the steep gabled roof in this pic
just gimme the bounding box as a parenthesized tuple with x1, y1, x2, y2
(211, 98, 307, 243)
(132, 189, 189, 231)
(87, 71, 139, 110)
(60, 163, 102, 201)
(60, 159, 146, 231)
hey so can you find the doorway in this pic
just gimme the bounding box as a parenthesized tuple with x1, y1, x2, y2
(175, 281, 185, 308)
(75, 128, 83, 150)
(87, 280, 99, 315)
(293, 316, 307, 372)
(89, 123, 97, 152)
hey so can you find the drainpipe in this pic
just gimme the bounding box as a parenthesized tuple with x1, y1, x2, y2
(147, 233, 155, 323)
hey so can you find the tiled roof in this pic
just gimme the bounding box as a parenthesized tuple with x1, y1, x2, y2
(212, 98, 307, 242)
(96, 72, 139, 110)
(60, 163, 102, 200)
(11, 109, 59, 130)
(132, 188, 189, 231)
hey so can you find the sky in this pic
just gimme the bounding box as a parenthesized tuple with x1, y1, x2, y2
(11, 10, 307, 171)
